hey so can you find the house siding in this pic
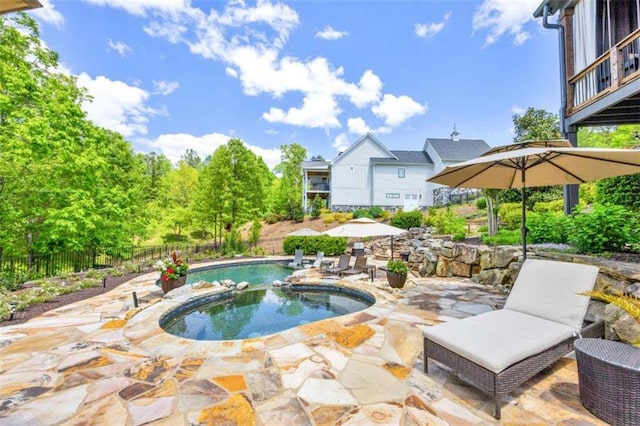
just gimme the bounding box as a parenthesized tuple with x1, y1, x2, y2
(372, 164, 434, 207)
(331, 136, 394, 207)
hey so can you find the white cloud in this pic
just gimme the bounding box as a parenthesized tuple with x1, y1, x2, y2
(141, 132, 281, 169)
(372, 94, 428, 127)
(107, 39, 132, 56)
(81, 0, 190, 16)
(511, 106, 525, 115)
(415, 11, 451, 38)
(262, 92, 341, 128)
(98, 0, 425, 132)
(31, 0, 65, 28)
(472, 0, 540, 46)
(347, 117, 370, 134)
(332, 133, 351, 154)
(153, 80, 179, 95)
(77, 73, 162, 137)
(316, 26, 349, 40)
(225, 67, 238, 78)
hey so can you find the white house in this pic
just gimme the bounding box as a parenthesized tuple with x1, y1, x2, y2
(302, 131, 490, 211)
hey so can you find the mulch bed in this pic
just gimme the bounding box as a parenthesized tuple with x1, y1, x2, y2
(0, 258, 219, 327)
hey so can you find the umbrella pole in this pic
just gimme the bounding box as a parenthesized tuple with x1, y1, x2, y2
(391, 236, 394, 260)
(521, 172, 527, 261)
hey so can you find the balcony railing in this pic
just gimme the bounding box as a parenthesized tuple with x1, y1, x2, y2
(569, 29, 640, 113)
(307, 182, 330, 191)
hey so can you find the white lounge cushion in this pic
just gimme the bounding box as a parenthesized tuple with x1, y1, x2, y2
(423, 309, 576, 373)
(504, 259, 599, 331)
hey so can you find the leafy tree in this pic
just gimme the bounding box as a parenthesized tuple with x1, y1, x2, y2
(191, 139, 272, 242)
(310, 194, 324, 219)
(248, 218, 262, 249)
(273, 144, 307, 219)
(181, 148, 203, 169)
(139, 152, 172, 201)
(0, 14, 146, 261)
(512, 107, 562, 142)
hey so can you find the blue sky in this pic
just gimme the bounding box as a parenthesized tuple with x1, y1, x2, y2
(30, 0, 560, 169)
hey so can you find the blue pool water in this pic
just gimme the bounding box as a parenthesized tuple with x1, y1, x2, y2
(161, 286, 375, 340)
(186, 262, 291, 286)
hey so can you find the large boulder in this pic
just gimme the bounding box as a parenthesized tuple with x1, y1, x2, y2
(594, 273, 630, 295)
(435, 257, 452, 277)
(451, 261, 472, 278)
(479, 246, 518, 269)
(452, 244, 480, 265)
(604, 304, 640, 345)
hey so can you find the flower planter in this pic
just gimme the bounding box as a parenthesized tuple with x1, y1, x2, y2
(386, 271, 407, 288)
(161, 275, 187, 294)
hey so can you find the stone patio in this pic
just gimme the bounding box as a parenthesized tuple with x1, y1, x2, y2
(0, 258, 607, 425)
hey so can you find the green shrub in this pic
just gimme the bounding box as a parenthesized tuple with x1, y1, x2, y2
(221, 228, 246, 256)
(353, 209, 373, 219)
(282, 235, 348, 256)
(265, 213, 280, 224)
(480, 229, 521, 246)
(390, 210, 423, 229)
(476, 197, 487, 210)
(452, 232, 466, 242)
(310, 195, 324, 219)
(497, 202, 523, 230)
(478, 224, 488, 233)
(386, 259, 407, 274)
(568, 204, 640, 254)
(368, 206, 383, 218)
(431, 207, 466, 235)
(526, 212, 569, 244)
(532, 199, 564, 215)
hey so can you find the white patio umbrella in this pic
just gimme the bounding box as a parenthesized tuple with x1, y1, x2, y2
(286, 228, 322, 237)
(428, 143, 640, 259)
(323, 217, 407, 258)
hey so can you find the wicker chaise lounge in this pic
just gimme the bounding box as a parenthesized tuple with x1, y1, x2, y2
(423, 259, 603, 419)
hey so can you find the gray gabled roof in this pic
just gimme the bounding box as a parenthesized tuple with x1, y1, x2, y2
(302, 160, 330, 170)
(370, 150, 433, 165)
(424, 138, 490, 162)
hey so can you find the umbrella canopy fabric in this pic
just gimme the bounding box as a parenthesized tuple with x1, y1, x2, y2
(428, 144, 640, 259)
(286, 228, 322, 237)
(323, 217, 406, 238)
(480, 139, 572, 156)
(429, 146, 640, 189)
(323, 217, 406, 259)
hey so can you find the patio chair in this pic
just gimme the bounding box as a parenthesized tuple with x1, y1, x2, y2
(423, 258, 604, 420)
(288, 249, 304, 268)
(324, 254, 351, 275)
(304, 252, 324, 269)
(339, 256, 368, 276)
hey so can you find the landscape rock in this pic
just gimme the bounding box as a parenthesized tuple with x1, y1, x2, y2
(236, 282, 249, 291)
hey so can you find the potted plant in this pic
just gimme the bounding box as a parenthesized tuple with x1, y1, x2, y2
(154, 252, 189, 294)
(386, 259, 408, 288)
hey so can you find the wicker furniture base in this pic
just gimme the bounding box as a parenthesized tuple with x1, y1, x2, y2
(424, 320, 603, 420)
(574, 338, 640, 426)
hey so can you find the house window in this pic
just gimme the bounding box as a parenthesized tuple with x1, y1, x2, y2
(398, 168, 405, 178)
(386, 193, 400, 199)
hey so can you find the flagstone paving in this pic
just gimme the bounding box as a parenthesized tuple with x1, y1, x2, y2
(0, 258, 607, 425)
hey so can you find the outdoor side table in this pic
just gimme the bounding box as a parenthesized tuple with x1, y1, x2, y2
(574, 338, 640, 426)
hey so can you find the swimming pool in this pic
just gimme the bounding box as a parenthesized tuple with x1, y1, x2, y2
(160, 285, 375, 340)
(186, 261, 291, 286)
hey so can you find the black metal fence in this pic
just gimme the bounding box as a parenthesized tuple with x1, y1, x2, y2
(433, 187, 481, 206)
(0, 243, 219, 284)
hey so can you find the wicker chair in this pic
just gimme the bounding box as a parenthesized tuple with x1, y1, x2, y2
(423, 259, 603, 419)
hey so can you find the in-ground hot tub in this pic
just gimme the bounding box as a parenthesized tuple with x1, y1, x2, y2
(160, 284, 375, 340)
